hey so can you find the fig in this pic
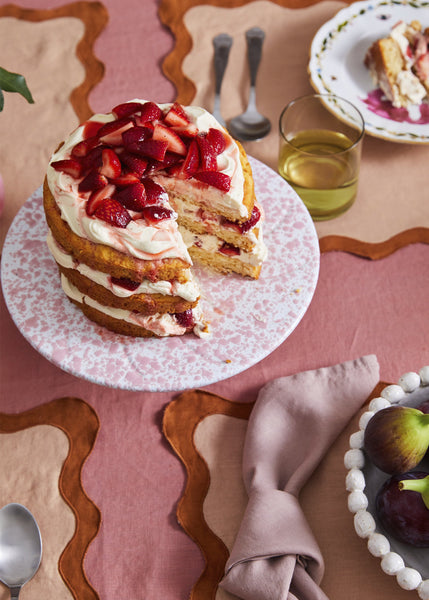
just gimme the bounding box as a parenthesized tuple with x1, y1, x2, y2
(419, 399, 429, 414)
(376, 471, 429, 547)
(363, 405, 429, 474)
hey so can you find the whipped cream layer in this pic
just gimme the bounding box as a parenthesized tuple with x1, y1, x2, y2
(61, 275, 209, 338)
(180, 227, 268, 267)
(47, 100, 247, 263)
(47, 231, 200, 302)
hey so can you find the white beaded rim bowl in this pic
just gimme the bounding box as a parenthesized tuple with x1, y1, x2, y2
(345, 367, 429, 599)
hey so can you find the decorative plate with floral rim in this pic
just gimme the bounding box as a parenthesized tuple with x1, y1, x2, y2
(308, 0, 429, 144)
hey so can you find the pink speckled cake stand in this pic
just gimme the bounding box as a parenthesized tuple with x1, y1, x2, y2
(1, 157, 320, 391)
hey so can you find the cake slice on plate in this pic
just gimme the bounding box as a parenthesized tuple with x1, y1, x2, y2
(365, 20, 429, 108)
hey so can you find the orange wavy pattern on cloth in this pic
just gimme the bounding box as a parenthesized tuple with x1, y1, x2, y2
(163, 383, 391, 600)
(0, 2, 108, 122)
(0, 398, 101, 600)
(158, 0, 429, 260)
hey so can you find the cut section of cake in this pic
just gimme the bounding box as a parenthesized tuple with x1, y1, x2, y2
(43, 100, 267, 338)
(364, 20, 429, 108)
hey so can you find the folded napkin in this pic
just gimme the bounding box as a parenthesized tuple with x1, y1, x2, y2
(221, 355, 380, 600)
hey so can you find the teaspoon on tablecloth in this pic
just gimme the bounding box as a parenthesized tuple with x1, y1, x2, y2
(0, 503, 42, 599)
(212, 33, 233, 128)
(228, 27, 271, 142)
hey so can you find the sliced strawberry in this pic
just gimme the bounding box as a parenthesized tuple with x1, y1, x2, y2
(206, 127, 226, 154)
(415, 53, 429, 83)
(112, 101, 147, 119)
(78, 171, 108, 193)
(122, 126, 153, 148)
(114, 182, 147, 211)
(140, 205, 174, 224)
(120, 152, 148, 177)
(71, 135, 100, 158)
(110, 276, 140, 291)
(174, 309, 195, 329)
(93, 198, 131, 228)
(51, 159, 83, 179)
(182, 139, 200, 175)
(97, 118, 134, 145)
(100, 148, 122, 178)
(238, 205, 261, 233)
(193, 171, 231, 191)
(110, 172, 141, 186)
(81, 120, 105, 139)
(127, 139, 168, 161)
(141, 178, 169, 204)
(81, 145, 108, 172)
(164, 102, 198, 136)
(86, 184, 116, 215)
(138, 101, 162, 123)
(196, 133, 217, 170)
(152, 123, 187, 156)
(219, 242, 240, 256)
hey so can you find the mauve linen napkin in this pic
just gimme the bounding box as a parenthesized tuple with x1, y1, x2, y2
(221, 355, 380, 600)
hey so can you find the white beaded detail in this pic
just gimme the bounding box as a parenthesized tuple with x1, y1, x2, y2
(398, 372, 421, 393)
(348, 490, 368, 512)
(420, 367, 429, 387)
(349, 430, 364, 449)
(418, 579, 429, 600)
(368, 396, 391, 412)
(344, 448, 365, 470)
(397, 568, 422, 591)
(381, 552, 404, 575)
(344, 367, 429, 596)
(367, 532, 390, 557)
(380, 384, 406, 403)
(354, 509, 376, 538)
(345, 468, 365, 492)
(358, 410, 374, 430)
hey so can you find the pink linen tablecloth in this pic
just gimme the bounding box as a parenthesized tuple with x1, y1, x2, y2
(0, 1, 429, 599)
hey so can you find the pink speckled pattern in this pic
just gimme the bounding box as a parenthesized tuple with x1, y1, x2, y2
(1, 157, 319, 391)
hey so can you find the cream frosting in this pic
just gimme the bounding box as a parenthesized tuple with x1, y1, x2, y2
(61, 274, 209, 338)
(47, 231, 200, 301)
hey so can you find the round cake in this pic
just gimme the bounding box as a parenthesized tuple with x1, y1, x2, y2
(43, 100, 267, 338)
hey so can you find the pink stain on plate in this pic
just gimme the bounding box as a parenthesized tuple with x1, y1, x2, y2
(363, 89, 429, 124)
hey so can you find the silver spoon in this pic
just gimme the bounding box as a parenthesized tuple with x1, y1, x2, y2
(212, 33, 233, 127)
(0, 504, 42, 599)
(228, 27, 271, 142)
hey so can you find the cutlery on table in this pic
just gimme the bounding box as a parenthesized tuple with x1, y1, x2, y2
(212, 33, 233, 128)
(0, 503, 42, 599)
(228, 27, 271, 142)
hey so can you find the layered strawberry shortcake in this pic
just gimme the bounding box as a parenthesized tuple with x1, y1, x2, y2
(43, 100, 267, 338)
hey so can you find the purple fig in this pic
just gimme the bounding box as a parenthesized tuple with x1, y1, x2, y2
(376, 471, 429, 547)
(363, 405, 429, 474)
(419, 399, 429, 414)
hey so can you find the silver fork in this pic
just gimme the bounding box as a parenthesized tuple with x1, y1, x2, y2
(212, 33, 233, 127)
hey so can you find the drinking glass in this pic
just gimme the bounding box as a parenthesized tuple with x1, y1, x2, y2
(278, 94, 365, 220)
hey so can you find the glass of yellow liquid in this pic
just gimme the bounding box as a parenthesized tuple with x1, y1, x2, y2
(278, 94, 365, 220)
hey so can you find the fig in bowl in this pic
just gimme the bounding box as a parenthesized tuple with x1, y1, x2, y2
(363, 405, 429, 475)
(376, 471, 429, 548)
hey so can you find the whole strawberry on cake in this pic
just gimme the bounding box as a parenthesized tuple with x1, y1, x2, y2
(43, 100, 267, 338)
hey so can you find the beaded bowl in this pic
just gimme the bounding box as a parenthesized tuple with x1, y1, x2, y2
(345, 367, 429, 599)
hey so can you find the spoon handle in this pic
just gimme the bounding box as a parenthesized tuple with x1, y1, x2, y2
(213, 33, 233, 96)
(246, 27, 265, 88)
(10, 586, 21, 600)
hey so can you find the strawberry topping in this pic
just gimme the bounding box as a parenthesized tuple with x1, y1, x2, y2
(52, 101, 234, 228)
(93, 198, 131, 228)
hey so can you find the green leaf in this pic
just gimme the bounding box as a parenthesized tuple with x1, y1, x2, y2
(0, 89, 3, 112)
(0, 66, 34, 110)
